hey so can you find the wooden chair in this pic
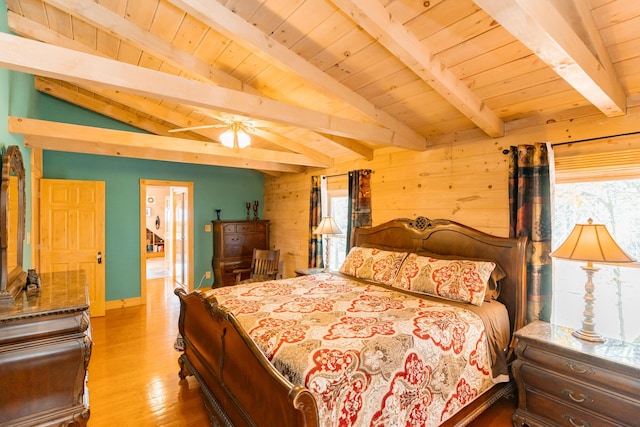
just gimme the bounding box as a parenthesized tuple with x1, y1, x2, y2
(234, 248, 280, 285)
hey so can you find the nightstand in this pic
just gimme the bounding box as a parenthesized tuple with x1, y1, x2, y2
(294, 267, 325, 276)
(512, 320, 640, 427)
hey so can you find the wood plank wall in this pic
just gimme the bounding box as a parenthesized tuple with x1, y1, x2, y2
(264, 138, 511, 279)
(265, 100, 640, 279)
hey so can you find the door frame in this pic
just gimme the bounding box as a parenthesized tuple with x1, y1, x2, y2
(139, 179, 194, 300)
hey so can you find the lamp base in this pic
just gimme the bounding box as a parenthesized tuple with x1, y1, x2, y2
(572, 328, 604, 343)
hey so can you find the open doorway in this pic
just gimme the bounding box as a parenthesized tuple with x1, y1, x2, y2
(140, 179, 194, 303)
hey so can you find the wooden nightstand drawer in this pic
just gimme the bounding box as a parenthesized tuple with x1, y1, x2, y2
(516, 361, 640, 425)
(512, 321, 640, 427)
(519, 387, 626, 427)
(516, 339, 640, 396)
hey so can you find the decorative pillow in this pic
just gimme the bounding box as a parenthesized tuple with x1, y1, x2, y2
(416, 251, 506, 302)
(393, 253, 496, 306)
(339, 246, 408, 286)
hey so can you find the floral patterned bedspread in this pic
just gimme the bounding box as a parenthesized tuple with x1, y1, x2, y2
(210, 273, 509, 427)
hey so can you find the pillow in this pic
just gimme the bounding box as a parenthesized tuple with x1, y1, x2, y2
(393, 253, 496, 306)
(359, 242, 407, 252)
(339, 246, 408, 286)
(416, 251, 506, 302)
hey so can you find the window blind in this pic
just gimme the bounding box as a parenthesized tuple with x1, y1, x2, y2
(552, 134, 640, 183)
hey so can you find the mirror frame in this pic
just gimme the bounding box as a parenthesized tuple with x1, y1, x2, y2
(0, 145, 26, 305)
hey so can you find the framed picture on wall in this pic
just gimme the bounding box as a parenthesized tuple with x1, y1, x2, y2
(146, 207, 151, 216)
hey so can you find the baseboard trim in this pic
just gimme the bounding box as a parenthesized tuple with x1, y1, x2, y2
(105, 297, 143, 311)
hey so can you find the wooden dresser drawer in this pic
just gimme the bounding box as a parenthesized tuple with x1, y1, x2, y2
(224, 233, 245, 246)
(0, 271, 91, 427)
(517, 361, 640, 425)
(224, 243, 244, 258)
(517, 340, 640, 396)
(223, 223, 239, 233)
(244, 233, 267, 248)
(236, 222, 257, 233)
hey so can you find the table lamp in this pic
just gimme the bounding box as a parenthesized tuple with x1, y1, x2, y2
(313, 216, 342, 272)
(551, 219, 635, 342)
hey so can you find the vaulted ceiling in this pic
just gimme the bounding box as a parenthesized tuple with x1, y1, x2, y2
(2, 0, 640, 174)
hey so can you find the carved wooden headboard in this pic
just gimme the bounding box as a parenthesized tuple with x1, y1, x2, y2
(352, 217, 528, 337)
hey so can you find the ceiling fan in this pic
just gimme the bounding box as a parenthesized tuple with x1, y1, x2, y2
(168, 111, 279, 149)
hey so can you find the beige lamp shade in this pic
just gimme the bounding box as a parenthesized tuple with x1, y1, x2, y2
(551, 219, 635, 263)
(313, 216, 342, 236)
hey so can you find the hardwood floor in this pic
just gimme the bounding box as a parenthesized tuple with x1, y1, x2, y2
(88, 274, 209, 426)
(88, 273, 516, 426)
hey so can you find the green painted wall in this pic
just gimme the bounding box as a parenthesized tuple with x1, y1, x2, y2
(1, 1, 36, 269)
(38, 91, 265, 301)
(1, 0, 265, 301)
(44, 149, 263, 300)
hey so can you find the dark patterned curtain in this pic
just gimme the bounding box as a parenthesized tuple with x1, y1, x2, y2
(346, 169, 372, 249)
(508, 143, 553, 323)
(308, 175, 323, 268)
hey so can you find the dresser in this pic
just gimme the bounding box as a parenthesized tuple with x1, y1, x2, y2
(0, 270, 92, 427)
(512, 321, 640, 427)
(212, 220, 270, 287)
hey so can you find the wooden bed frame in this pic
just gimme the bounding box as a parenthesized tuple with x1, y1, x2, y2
(175, 217, 527, 426)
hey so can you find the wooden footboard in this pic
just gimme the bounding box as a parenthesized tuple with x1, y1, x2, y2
(175, 287, 319, 427)
(175, 286, 515, 427)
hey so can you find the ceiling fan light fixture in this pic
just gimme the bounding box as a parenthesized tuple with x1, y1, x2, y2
(237, 130, 251, 148)
(219, 129, 235, 148)
(219, 122, 251, 149)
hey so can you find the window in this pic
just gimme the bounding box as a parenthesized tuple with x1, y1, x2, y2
(552, 179, 640, 343)
(326, 189, 348, 270)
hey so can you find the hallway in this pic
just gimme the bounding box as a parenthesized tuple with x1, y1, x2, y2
(146, 256, 170, 279)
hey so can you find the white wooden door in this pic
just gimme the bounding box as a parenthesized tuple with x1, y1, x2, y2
(40, 179, 106, 316)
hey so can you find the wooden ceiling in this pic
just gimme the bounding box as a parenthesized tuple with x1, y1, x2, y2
(2, 0, 640, 174)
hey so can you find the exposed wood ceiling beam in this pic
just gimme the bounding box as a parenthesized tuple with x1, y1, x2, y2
(331, 0, 505, 138)
(37, 77, 336, 164)
(167, 0, 427, 151)
(40, 0, 239, 89)
(35, 77, 212, 140)
(8, 9, 344, 160)
(24, 134, 297, 174)
(318, 134, 374, 160)
(250, 128, 334, 166)
(9, 117, 309, 173)
(0, 33, 406, 147)
(474, 0, 626, 117)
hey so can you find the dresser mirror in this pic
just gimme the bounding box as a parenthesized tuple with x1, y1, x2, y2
(0, 145, 26, 305)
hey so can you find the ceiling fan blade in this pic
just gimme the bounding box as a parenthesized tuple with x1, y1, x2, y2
(194, 109, 234, 123)
(192, 109, 285, 130)
(168, 124, 224, 133)
(250, 120, 287, 128)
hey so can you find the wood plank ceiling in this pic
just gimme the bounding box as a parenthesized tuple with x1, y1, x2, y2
(2, 0, 640, 174)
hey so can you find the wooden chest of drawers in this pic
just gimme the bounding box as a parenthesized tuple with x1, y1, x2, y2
(0, 270, 92, 427)
(212, 220, 269, 286)
(512, 321, 640, 427)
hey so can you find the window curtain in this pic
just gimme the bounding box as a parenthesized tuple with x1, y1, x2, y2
(308, 175, 323, 268)
(346, 169, 372, 249)
(508, 143, 553, 323)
